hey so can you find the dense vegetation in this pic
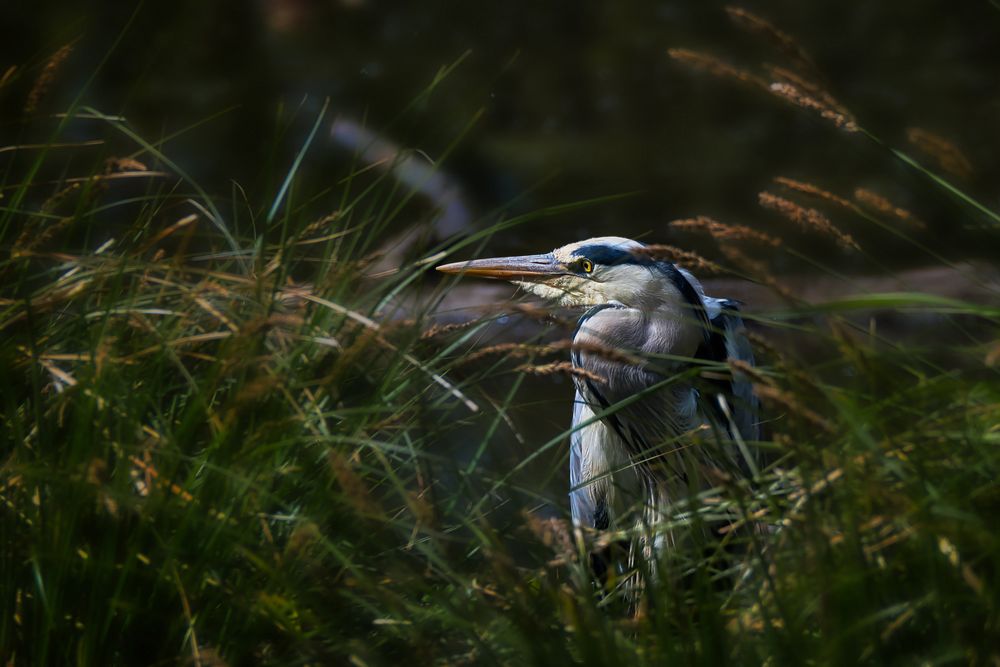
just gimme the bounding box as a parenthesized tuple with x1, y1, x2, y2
(2, 6, 998, 665)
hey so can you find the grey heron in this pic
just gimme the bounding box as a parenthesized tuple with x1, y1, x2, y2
(438, 236, 758, 568)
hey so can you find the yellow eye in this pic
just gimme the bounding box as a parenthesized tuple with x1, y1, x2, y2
(580, 258, 594, 273)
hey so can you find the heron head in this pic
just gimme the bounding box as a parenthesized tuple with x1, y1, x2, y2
(437, 236, 693, 308)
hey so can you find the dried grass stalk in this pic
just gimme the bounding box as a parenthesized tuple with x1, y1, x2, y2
(103, 157, 148, 174)
(725, 6, 816, 73)
(461, 342, 533, 365)
(13, 216, 76, 258)
(461, 339, 639, 367)
(420, 319, 479, 340)
(773, 177, 854, 210)
(524, 512, 576, 565)
(670, 216, 781, 247)
(752, 383, 834, 433)
(328, 449, 381, 516)
(744, 330, 785, 363)
(853, 188, 927, 229)
(24, 43, 73, 114)
(631, 244, 725, 274)
(719, 246, 797, 301)
(726, 359, 834, 433)
(299, 212, 342, 240)
(508, 302, 576, 326)
(768, 66, 847, 114)
(768, 82, 858, 132)
(667, 48, 768, 89)
(726, 358, 771, 385)
(555, 339, 641, 365)
(758, 191, 859, 250)
(139, 214, 199, 254)
(128, 455, 196, 503)
(984, 341, 1000, 367)
(906, 128, 973, 180)
(514, 362, 606, 384)
(0, 66, 16, 89)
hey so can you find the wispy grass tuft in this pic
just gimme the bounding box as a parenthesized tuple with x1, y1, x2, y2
(758, 190, 860, 250)
(2, 18, 1000, 666)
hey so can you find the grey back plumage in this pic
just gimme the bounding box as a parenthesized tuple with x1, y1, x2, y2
(567, 265, 758, 531)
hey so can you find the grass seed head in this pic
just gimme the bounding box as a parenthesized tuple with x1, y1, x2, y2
(103, 157, 148, 174)
(906, 127, 973, 180)
(460, 342, 534, 365)
(670, 216, 781, 247)
(753, 383, 835, 433)
(632, 244, 725, 274)
(853, 188, 927, 230)
(773, 177, 854, 210)
(767, 82, 858, 133)
(328, 450, 381, 517)
(420, 319, 479, 340)
(555, 339, 641, 365)
(24, 43, 73, 114)
(514, 361, 606, 384)
(768, 66, 847, 114)
(667, 48, 768, 89)
(0, 65, 16, 89)
(985, 342, 1000, 367)
(719, 245, 797, 301)
(758, 191, 859, 250)
(725, 6, 816, 73)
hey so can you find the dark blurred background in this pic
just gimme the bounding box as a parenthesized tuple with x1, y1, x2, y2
(5, 0, 1000, 266)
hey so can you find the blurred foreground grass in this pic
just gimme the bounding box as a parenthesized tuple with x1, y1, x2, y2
(3, 29, 1000, 667)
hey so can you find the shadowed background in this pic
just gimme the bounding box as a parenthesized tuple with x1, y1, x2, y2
(5, 0, 1000, 261)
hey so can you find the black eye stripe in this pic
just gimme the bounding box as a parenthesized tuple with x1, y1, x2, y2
(570, 244, 650, 266)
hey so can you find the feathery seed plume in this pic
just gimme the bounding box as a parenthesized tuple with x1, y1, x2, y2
(1, 66, 18, 89)
(670, 216, 781, 247)
(667, 48, 768, 89)
(514, 362, 607, 384)
(725, 6, 817, 74)
(758, 191, 859, 250)
(24, 43, 73, 114)
(768, 82, 858, 132)
(420, 320, 479, 340)
(719, 245, 797, 301)
(773, 177, 854, 210)
(768, 66, 847, 114)
(906, 128, 973, 180)
(632, 244, 725, 274)
(853, 188, 926, 229)
(752, 383, 834, 433)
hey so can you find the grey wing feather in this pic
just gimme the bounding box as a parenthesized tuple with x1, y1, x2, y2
(714, 302, 759, 443)
(569, 390, 594, 526)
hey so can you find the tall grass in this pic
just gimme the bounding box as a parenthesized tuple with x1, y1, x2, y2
(2, 14, 999, 665)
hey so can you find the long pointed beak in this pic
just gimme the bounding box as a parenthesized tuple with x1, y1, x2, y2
(436, 253, 566, 280)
